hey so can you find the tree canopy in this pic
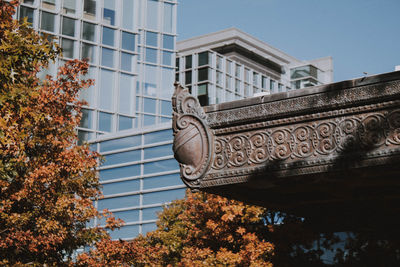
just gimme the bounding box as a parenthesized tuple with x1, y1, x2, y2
(0, 1, 120, 265)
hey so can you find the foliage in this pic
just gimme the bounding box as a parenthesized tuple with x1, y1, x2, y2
(77, 190, 274, 266)
(0, 1, 121, 265)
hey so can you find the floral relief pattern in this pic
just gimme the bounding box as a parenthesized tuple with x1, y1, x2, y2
(211, 110, 400, 171)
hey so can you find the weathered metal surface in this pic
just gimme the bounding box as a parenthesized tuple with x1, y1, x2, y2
(172, 71, 400, 225)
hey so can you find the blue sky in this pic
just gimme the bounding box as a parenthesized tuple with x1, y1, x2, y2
(177, 0, 400, 82)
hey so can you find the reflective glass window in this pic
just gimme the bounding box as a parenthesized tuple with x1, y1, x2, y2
(19, 6, 34, 24)
(82, 22, 96, 42)
(42, 0, 55, 10)
(120, 52, 134, 72)
(40, 11, 55, 32)
(144, 65, 157, 96)
(102, 179, 140, 195)
(109, 225, 139, 239)
(143, 173, 181, 190)
(163, 35, 174, 50)
(146, 31, 158, 47)
(161, 100, 171, 116)
(81, 42, 96, 63)
(143, 114, 155, 126)
(144, 129, 172, 144)
(99, 164, 140, 181)
(119, 73, 134, 114)
(122, 32, 135, 51)
(62, 0, 76, 14)
(113, 209, 139, 224)
(185, 55, 192, 69)
(143, 98, 156, 114)
(83, 0, 96, 20)
(61, 39, 74, 58)
(98, 112, 112, 132)
(99, 69, 114, 110)
(119, 116, 133, 131)
(122, 0, 135, 30)
(101, 48, 114, 68)
(146, 0, 158, 30)
(163, 2, 173, 33)
(22, 0, 34, 4)
(102, 27, 115, 46)
(161, 68, 174, 98)
(145, 48, 157, 64)
(270, 80, 275, 92)
(142, 223, 157, 234)
(80, 108, 93, 129)
(185, 71, 191, 84)
(98, 194, 139, 210)
(100, 135, 141, 152)
(61, 17, 75, 37)
(103, 0, 116, 26)
(162, 51, 173, 66)
(142, 188, 185, 205)
(102, 149, 141, 167)
(226, 61, 232, 75)
(142, 207, 163, 221)
(144, 144, 172, 160)
(143, 159, 178, 175)
(198, 52, 209, 66)
(79, 67, 96, 106)
(198, 67, 208, 82)
(160, 117, 171, 124)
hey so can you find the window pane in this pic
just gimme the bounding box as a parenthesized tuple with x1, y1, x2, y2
(143, 115, 155, 126)
(163, 2, 173, 33)
(145, 48, 157, 64)
(100, 135, 141, 152)
(143, 173, 181, 190)
(122, 0, 135, 30)
(113, 209, 139, 224)
(144, 64, 157, 96)
(185, 55, 192, 69)
(121, 52, 134, 72)
(143, 159, 178, 174)
(146, 0, 158, 30)
(160, 100, 171, 116)
(40, 11, 55, 32)
(102, 179, 140, 195)
(122, 32, 135, 51)
(198, 68, 208, 82)
(101, 48, 114, 68)
(42, 0, 55, 10)
(98, 112, 112, 132)
(103, 0, 116, 25)
(62, 17, 75, 37)
(163, 35, 174, 50)
(98, 194, 139, 210)
(102, 149, 141, 167)
(142, 223, 157, 234)
(61, 39, 74, 58)
(161, 68, 174, 98)
(62, 0, 76, 14)
(80, 108, 93, 129)
(82, 22, 96, 41)
(79, 67, 96, 106)
(99, 69, 114, 110)
(162, 51, 173, 66)
(119, 116, 133, 131)
(185, 71, 192, 85)
(119, 73, 134, 114)
(19, 6, 34, 24)
(102, 27, 115, 46)
(109, 225, 139, 240)
(143, 98, 156, 114)
(142, 207, 163, 221)
(144, 144, 172, 160)
(83, 0, 96, 20)
(81, 43, 96, 63)
(146, 31, 157, 47)
(142, 188, 185, 205)
(198, 52, 209, 66)
(99, 164, 140, 181)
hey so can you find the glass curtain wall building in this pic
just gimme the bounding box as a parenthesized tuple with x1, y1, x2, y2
(176, 28, 333, 106)
(17, 0, 181, 238)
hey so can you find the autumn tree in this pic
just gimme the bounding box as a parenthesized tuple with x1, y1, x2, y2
(77, 190, 274, 266)
(0, 1, 119, 265)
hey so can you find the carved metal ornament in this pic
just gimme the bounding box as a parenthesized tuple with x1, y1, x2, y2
(172, 83, 213, 188)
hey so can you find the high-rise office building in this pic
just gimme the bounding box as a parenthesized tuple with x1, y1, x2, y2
(17, 1, 333, 240)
